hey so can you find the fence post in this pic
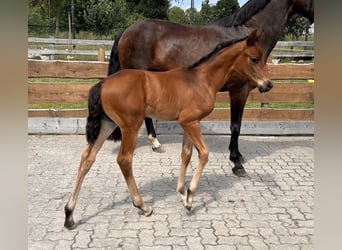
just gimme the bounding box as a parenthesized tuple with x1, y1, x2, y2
(98, 48, 105, 62)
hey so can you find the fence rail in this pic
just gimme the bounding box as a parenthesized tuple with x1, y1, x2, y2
(28, 60, 314, 122)
(28, 37, 314, 61)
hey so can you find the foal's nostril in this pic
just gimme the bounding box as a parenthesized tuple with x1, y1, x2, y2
(267, 81, 273, 90)
(258, 81, 273, 93)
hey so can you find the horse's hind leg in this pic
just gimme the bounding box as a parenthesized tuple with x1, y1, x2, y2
(64, 120, 116, 229)
(117, 128, 153, 216)
(145, 117, 164, 153)
(177, 133, 193, 204)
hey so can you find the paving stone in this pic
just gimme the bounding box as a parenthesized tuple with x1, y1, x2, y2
(28, 135, 314, 249)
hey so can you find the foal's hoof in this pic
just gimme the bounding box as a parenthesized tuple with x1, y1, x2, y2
(64, 218, 76, 230)
(152, 145, 165, 153)
(232, 166, 247, 177)
(184, 203, 192, 210)
(144, 207, 153, 217)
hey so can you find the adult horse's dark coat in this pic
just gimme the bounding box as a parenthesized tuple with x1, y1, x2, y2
(107, 0, 314, 176)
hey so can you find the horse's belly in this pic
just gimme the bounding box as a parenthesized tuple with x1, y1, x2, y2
(145, 106, 179, 121)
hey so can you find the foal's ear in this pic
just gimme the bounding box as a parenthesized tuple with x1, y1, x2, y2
(246, 29, 263, 46)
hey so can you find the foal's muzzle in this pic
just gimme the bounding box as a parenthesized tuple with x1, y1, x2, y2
(258, 81, 273, 93)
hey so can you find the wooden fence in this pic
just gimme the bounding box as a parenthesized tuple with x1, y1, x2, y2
(28, 37, 314, 62)
(28, 60, 314, 124)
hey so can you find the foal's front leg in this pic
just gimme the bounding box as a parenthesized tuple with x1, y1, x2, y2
(177, 133, 193, 204)
(117, 128, 153, 216)
(180, 121, 209, 210)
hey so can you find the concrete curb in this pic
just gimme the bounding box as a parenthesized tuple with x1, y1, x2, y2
(28, 117, 314, 135)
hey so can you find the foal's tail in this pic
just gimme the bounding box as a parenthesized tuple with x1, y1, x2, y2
(86, 81, 121, 144)
(106, 31, 123, 141)
(86, 81, 104, 145)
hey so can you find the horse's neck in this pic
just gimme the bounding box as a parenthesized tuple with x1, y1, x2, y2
(197, 46, 241, 93)
(219, 0, 294, 60)
(249, 0, 293, 59)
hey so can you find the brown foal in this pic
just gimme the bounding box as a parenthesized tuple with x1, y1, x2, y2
(64, 30, 271, 229)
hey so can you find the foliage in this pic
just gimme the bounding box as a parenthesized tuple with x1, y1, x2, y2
(283, 14, 311, 39)
(83, 0, 128, 38)
(28, 0, 313, 40)
(167, 6, 189, 24)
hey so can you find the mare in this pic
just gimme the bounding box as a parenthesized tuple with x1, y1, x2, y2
(64, 30, 271, 229)
(107, 0, 314, 177)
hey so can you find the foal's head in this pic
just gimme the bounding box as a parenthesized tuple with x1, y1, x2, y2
(234, 29, 273, 93)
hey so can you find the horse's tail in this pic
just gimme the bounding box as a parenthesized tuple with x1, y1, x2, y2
(106, 31, 124, 141)
(86, 81, 105, 144)
(107, 32, 123, 76)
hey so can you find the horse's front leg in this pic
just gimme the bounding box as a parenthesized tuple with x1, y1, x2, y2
(180, 121, 209, 210)
(177, 133, 193, 205)
(145, 117, 165, 153)
(118, 128, 153, 216)
(229, 88, 249, 177)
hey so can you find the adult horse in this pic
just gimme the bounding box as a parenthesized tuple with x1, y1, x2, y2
(107, 0, 314, 177)
(64, 30, 271, 229)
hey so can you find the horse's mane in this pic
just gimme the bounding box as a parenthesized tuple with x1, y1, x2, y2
(214, 0, 271, 27)
(188, 36, 248, 70)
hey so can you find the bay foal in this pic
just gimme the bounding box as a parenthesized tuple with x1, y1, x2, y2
(64, 30, 272, 229)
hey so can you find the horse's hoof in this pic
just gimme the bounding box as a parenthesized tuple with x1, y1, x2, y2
(152, 145, 165, 153)
(239, 155, 247, 164)
(184, 203, 192, 210)
(64, 219, 76, 230)
(144, 206, 153, 217)
(232, 166, 247, 177)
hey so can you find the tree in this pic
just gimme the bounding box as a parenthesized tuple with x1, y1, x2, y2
(126, 0, 170, 19)
(212, 0, 239, 20)
(196, 0, 215, 25)
(167, 6, 189, 24)
(283, 14, 311, 40)
(83, 0, 131, 38)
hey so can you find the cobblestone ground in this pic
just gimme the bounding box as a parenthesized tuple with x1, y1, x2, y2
(28, 134, 314, 249)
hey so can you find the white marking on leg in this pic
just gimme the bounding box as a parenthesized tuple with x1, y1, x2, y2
(148, 134, 161, 149)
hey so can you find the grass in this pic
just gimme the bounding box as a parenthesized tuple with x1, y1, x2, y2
(28, 102, 88, 109)
(215, 102, 314, 109)
(28, 102, 314, 110)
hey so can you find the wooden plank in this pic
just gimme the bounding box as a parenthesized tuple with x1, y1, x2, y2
(29, 82, 314, 104)
(28, 37, 113, 46)
(28, 83, 93, 103)
(267, 63, 314, 79)
(28, 60, 314, 80)
(28, 60, 108, 78)
(215, 83, 314, 103)
(29, 49, 111, 57)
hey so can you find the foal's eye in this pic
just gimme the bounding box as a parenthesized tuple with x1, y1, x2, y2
(250, 56, 259, 65)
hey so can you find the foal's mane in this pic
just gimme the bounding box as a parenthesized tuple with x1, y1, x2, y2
(188, 36, 248, 70)
(214, 0, 271, 27)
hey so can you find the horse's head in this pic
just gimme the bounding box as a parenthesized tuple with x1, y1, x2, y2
(293, 0, 314, 24)
(237, 29, 273, 93)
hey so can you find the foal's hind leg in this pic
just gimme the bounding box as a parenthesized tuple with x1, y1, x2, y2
(180, 121, 209, 210)
(64, 120, 116, 229)
(117, 128, 153, 216)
